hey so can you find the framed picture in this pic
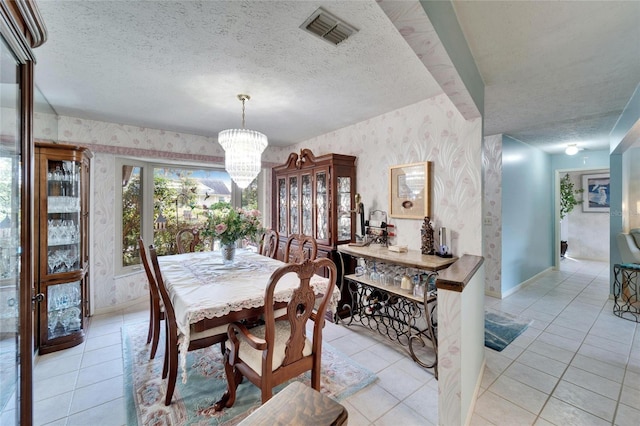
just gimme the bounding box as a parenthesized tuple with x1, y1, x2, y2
(582, 173, 610, 213)
(389, 161, 431, 219)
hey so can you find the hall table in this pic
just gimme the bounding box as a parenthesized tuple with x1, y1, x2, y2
(613, 263, 640, 322)
(157, 249, 339, 380)
(336, 244, 457, 377)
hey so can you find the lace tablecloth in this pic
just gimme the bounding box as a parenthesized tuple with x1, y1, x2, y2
(157, 249, 338, 380)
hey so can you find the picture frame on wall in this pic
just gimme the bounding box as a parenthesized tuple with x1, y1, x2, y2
(389, 161, 431, 219)
(582, 173, 610, 213)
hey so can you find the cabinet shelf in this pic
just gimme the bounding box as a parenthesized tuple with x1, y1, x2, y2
(36, 141, 92, 354)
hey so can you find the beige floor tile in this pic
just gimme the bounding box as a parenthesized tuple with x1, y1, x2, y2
(344, 383, 400, 422)
(562, 365, 622, 400)
(473, 390, 537, 426)
(615, 402, 640, 426)
(539, 397, 610, 426)
(32, 391, 73, 426)
(488, 375, 548, 415)
(374, 402, 435, 426)
(69, 375, 124, 415)
(402, 382, 438, 425)
(552, 380, 617, 422)
(502, 361, 558, 394)
(65, 397, 126, 426)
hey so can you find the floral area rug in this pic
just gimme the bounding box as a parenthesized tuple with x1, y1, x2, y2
(123, 321, 377, 425)
(485, 311, 532, 352)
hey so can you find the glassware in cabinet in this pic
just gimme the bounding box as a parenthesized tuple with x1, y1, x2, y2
(45, 159, 82, 276)
(337, 176, 352, 241)
(36, 142, 92, 354)
(46, 280, 83, 339)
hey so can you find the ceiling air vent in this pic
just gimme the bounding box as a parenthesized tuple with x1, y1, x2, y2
(300, 8, 358, 46)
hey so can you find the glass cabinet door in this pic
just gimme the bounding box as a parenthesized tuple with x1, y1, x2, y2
(45, 159, 81, 276)
(289, 176, 299, 235)
(315, 170, 328, 241)
(46, 281, 82, 339)
(337, 176, 352, 241)
(277, 177, 287, 235)
(301, 173, 313, 236)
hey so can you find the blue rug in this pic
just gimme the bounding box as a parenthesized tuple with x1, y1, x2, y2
(485, 311, 531, 352)
(123, 321, 377, 425)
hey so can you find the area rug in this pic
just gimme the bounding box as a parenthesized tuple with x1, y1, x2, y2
(122, 322, 377, 425)
(485, 311, 531, 352)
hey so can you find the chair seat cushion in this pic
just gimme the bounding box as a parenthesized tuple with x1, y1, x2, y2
(228, 321, 312, 374)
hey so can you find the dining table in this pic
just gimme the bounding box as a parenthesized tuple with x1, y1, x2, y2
(157, 248, 340, 381)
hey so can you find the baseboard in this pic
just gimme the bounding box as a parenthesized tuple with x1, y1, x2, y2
(464, 357, 487, 426)
(501, 267, 553, 299)
(92, 296, 147, 316)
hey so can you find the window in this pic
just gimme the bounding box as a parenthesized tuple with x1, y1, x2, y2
(116, 158, 262, 274)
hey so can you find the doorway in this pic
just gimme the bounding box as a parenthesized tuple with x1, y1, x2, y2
(556, 168, 610, 267)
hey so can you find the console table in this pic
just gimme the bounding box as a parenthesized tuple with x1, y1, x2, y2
(613, 263, 640, 322)
(337, 244, 457, 378)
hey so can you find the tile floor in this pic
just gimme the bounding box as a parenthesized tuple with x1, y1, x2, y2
(3, 258, 640, 425)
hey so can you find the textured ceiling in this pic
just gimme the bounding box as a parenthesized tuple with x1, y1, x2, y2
(452, 0, 640, 154)
(33, 1, 640, 154)
(33, 0, 442, 147)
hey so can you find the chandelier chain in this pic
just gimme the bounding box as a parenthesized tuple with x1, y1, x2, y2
(241, 97, 246, 128)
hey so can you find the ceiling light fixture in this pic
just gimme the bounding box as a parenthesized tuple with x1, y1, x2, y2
(565, 144, 579, 156)
(218, 94, 268, 189)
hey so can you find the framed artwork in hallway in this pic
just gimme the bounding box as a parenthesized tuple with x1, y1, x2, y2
(582, 173, 610, 213)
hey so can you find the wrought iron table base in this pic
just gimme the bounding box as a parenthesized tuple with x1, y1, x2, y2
(339, 275, 438, 378)
(613, 264, 640, 323)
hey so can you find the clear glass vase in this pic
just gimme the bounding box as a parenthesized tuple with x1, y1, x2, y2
(221, 243, 236, 265)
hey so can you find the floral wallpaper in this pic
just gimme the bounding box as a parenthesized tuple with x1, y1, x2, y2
(482, 135, 503, 295)
(275, 94, 482, 257)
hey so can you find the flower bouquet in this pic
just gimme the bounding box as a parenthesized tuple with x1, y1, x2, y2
(201, 202, 263, 262)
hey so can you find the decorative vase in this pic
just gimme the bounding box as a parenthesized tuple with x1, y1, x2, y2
(221, 242, 236, 265)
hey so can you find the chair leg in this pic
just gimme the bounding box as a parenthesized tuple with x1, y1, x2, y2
(261, 382, 273, 404)
(164, 341, 178, 406)
(214, 350, 240, 411)
(146, 304, 153, 344)
(150, 311, 161, 359)
(311, 356, 321, 391)
(162, 323, 169, 379)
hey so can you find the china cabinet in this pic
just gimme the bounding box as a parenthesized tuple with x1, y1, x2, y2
(35, 142, 92, 354)
(272, 149, 356, 315)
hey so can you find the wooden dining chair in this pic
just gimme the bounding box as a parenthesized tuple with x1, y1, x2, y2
(176, 227, 205, 254)
(213, 257, 337, 410)
(283, 234, 317, 263)
(148, 245, 228, 406)
(138, 238, 164, 359)
(259, 229, 279, 259)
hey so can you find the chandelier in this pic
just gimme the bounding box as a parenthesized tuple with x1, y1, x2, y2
(218, 94, 268, 189)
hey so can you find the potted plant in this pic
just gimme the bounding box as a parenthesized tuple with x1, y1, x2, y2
(559, 173, 584, 257)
